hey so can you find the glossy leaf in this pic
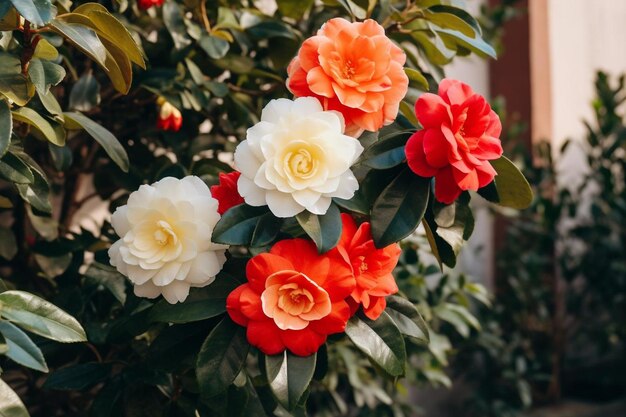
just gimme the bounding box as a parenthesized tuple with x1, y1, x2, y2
(32, 38, 58, 60)
(0, 321, 48, 372)
(197, 317, 250, 398)
(64, 112, 129, 172)
(385, 295, 429, 344)
(371, 168, 430, 248)
(0, 228, 17, 260)
(163, 1, 192, 50)
(405, 67, 429, 91)
(69, 71, 100, 111)
(0, 152, 34, 184)
(43, 363, 112, 391)
(15, 165, 51, 214)
(199, 35, 230, 59)
(84, 262, 127, 305)
(265, 351, 316, 411)
(436, 28, 497, 59)
(482, 156, 534, 209)
(50, 17, 107, 68)
(360, 131, 411, 169)
(212, 204, 269, 245)
(295, 203, 342, 253)
(12, 106, 65, 146)
(27, 58, 66, 95)
(250, 213, 282, 248)
(0, 99, 11, 157)
(0, 53, 34, 106)
(0, 290, 87, 343)
(9, 0, 56, 26)
(345, 311, 406, 376)
(0, 378, 29, 417)
(150, 275, 239, 323)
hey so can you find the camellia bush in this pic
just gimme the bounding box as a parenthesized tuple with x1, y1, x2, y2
(0, 0, 532, 416)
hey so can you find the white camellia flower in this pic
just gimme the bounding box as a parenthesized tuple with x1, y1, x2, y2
(234, 97, 364, 217)
(108, 176, 228, 304)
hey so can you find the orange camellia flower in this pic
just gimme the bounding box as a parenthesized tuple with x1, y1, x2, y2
(405, 79, 503, 204)
(226, 238, 355, 356)
(210, 171, 244, 215)
(287, 18, 409, 137)
(156, 99, 183, 132)
(331, 214, 401, 320)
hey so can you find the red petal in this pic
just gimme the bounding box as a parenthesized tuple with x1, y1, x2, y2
(363, 296, 387, 320)
(247, 320, 286, 355)
(415, 93, 451, 129)
(226, 285, 249, 326)
(423, 129, 452, 168)
(453, 166, 480, 191)
(405, 131, 437, 177)
(434, 167, 462, 204)
(246, 253, 294, 293)
(282, 328, 326, 356)
(309, 300, 351, 335)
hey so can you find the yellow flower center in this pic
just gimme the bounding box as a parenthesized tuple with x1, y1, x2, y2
(283, 145, 321, 180)
(153, 220, 178, 247)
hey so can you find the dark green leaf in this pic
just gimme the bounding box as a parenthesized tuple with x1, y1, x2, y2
(0, 290, 87, 343)
(360, 132, 411, 169)
(436, 28, 497, 59)
(199, 35, 230, 59)
(84, 262, 127, 305)
(43, 363, 111, 391)
(371, 168, 430, 248)
(276, 0, 314, 19)
(27, 58, 65, 95)
(212, 204, 269, 245)
(0, 321, 48, 372)
(385, 295, 429, 344)
(149, 275, 239, 323)
(295, 203, 342, 253)
(0, 99, 11, 157)
(69, 71, 100, 112)
(162, 1, 192, 50)
(12, 107, 65, 146)
(345, 311, 406, 376)
(63, 112, 129, 172)
(265, 351, 316, 411)
(15, 166, 51, 214)
(251, 213, 282, 248)
(48, 143, 73, 171)
(485, 156, 533, 209)
(404, 68, 429, 91)
(197, 316, 250, 398)
(9, 0, 56, 26)
(50, 18, 107, 68)
(0, 378, 29, 417)
(0, 152, 34, 184)
(0, 228, 17, 260)
(0, 53, 33, 106)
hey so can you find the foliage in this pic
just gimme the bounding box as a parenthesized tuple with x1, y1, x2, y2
(0, 0, 530, 416)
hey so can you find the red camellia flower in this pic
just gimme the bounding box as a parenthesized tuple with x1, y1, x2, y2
(287, 18, 408, 137)
(404, 79, 503, 204)
(156, 99, 182, 132)
(210, 171, 244, 215)
(137, 0, 164, 10)
(227, 238, 355, 356)
(331, 214, 401, 320)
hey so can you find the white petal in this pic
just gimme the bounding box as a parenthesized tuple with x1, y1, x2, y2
(266, 191, 305, 218)
(292, 96, 324, 116)
(127, 264, 157, 285)
(186, 251, 225, 284)
(111, 206, 131, 236)
(152, 262, 182, 286)
(261, 98, 297, 123)
(305, 196, 332, 215)
(234, 141, 263, 180)
(238, 175, 268, 206)
(292, 189, 322, 208)
(161, 280, 191, 304)
(108, 240, 123, 267)
(134, 281, 162, 299)
(327, 170, 359, 199)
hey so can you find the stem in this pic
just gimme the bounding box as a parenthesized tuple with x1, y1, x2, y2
(199, 1, 211, 32)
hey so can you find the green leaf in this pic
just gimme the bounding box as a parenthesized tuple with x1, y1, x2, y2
(43, 363, 111, 391)
(9, 0, 57, 27)
(27, 58, 66, 95)
(0, 53, 35, 106)
(0, 99, 11, 158)
(0, 228, 17, 260)
(295, 203, 342, 254)
(50, 17, 107, 68)
(412, 31, 455, 66)
(199, 35, 230, 59)
(385, 295, 429, 344)
(404, 68, 429, 91)
(197, 316, 250, 398)
(32, 38, 58, 60)
(265, 351, 316, 411)
(12, 107, 65, 146)
(63, 112, 129, 172)
(15, 165, 51, 214)
(0, 290, 87, 343)
(69, 71, 100, 111)
(427, 5, 483, 35)
(345, 311, 406, 377)
(371, 168, 430, 248)
(48, 143, 72, 171)
(150, 275, 239, 323)
(0, 152, 34, 184)
(276, 0, 314, 19)
(84, 262, 127, 305)
(251, 213, 282, 248)
(38, 90, 64, 121)
(162, 1, 192, 50)
(425, 10, 475, 37)
(212, 204, 269, 245)
(0, 321, 48, 372)
(482, 156, 533, 209)
(436, 27, 497, 59)
(360, 131, 411, 169)
(0, 378, 29, 417)
(73, 4, 145, 68)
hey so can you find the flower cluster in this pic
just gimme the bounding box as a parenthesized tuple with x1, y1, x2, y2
(226, 215, 401, 355)
(111, 17, 507, 358)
